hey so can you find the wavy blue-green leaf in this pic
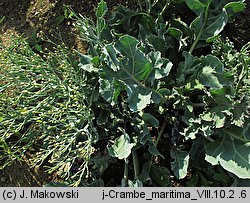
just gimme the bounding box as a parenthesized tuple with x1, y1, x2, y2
(108, 128, 135, 159)
(171, 148, 190, 179)
(198, 55, 232, 89)
(102, 35, 172, 111)
(190, 8, 228, 44)
(199, 66, 223, 89)
(205, 130, 250, 179)
(189, 0, 230, 51)
(188, 1, 246, 51)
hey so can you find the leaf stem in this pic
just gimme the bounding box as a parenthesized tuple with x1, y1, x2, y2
(235, 52, 248, 95)
(148, 118, 168, 173)
(132, 149, 140, 179)
(146, 0, 152, 14)
(156, 0, 172, 24)
(122, 158, 129, 187)
(189, 2, 210, 53)
(120, 62, 164, 101)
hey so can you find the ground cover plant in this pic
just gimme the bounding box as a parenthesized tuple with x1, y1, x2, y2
(0, 0, 249, 186)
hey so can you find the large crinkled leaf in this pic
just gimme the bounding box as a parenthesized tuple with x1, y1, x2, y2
(176, 51, 200, 85)
(108, 128, 135, 159)
(178, 52, 232, 89)
(99, 78, 124, 105)
(227, 123, 250, 142)
(187, 0, 246, 51)
(102, 35, 172, 111)
(78, 53, 98, 73)
(205, 130, 250, 179)
(201, 109, 226, 128)
(148, 51, 172, 82)
(190, 137, 207, 167)
(127, 87, 152, 112)
(188, 1, 229, 50)
(199, 66, 223, 89)
(199, 9, 228, 42)
(243, 123, 250, 141)
(131, 116, 152, 145)
(197, 55, 231, 89)
(171, 148, 190, 179)
(167, 27, 188, 51)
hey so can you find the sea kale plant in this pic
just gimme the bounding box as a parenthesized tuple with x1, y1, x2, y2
(75, 0, 250, 186)
(0, 0, 249, 187)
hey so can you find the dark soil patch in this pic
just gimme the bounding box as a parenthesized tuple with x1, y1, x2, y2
(0, 0, 134, 51)
(224, 2, 250, 49)
(0, 159, 50, 186)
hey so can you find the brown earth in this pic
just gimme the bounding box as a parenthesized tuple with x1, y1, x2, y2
(0, 0, 133, 50)
(0, 158, 50, 186)
(224, 1, 250, 50)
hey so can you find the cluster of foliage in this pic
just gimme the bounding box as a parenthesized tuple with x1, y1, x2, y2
(0, 0, 249, 186)
(0, 38, 95, 186)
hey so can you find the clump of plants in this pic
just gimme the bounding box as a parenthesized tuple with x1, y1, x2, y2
(0, 37, 96, 186)
(0, 0, 249, 186)
(74, 0, 250, 186)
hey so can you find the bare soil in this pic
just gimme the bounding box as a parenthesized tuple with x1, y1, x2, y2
(224, 2, 250, 49)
